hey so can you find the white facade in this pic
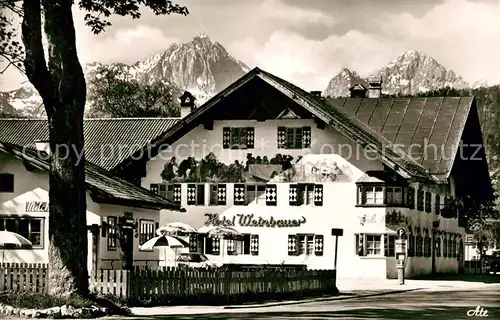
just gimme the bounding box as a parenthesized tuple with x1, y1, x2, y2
(0, 153, 161, 271)
(142, 118, 466, 278)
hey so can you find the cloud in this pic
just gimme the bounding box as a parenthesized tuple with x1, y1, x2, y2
(230, 0, 500, 91)
(261, 0, 335, 27)
(76, 22, 179, 64)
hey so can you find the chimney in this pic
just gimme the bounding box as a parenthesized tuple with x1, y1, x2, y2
(367, 76, 382, 98)
(34, 140, 50, 155)
(310, 91, 322, 97)
(179, 91, 196, 119)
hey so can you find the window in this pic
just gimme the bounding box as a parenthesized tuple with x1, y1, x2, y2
(246, 184, 266, 204)
(435, 195, 441, 214)
(386, 187, 404, 206)
(407, 187, 415, 209)
(222, 127, 254, 149)
(204, 236, 220, 255)
(416, 234, 423, 256)
(358, 185, 384, 205)
(298, 234, 315, 255)
(417, 189, 424, 211)
(366, 235, 382, 255)
(187, 184, 205, 205)
(139, 220, 155, 247)
(425, 192, 432, 213)
(209, 184, 227, 205)
(156, 183, 181, 204)
(384, 234, 397, 257)
(297, 184, 315, 206)
(277, 126, 311, 149)
(0, 216, 43, 248)
(235, 234, 251, 255)
(443, 237, 448, 257)
(107, 216, 117, 250)
(0, 173, 14, 192)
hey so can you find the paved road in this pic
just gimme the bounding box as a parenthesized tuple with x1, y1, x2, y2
(124, 286, 500, 320)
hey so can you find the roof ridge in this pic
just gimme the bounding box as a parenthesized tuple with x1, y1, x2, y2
(83, 117, 182, 120)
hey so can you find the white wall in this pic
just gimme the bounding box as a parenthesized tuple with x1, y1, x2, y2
(0, 153, 160, 270)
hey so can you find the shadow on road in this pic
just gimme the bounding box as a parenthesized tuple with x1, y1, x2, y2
(412, 274, 500, 283)
(126, 306, 500, 319)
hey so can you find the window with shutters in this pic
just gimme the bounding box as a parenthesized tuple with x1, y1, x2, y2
(222, 127, 254, 149)
(107, 216, 117, 251)
(425, 192, 432, 213)
(298, 183, 314, 205)
(354, 234, 385, 256)
(187, 184, 205, 205)
(0, 173, 14, 193)
(290, 184, 323, 206)
(234, 234, 251, 255)
(435, 238, 441, 257)
(384, 234, 397, 257)
(139, 219, 156, 248)
(277, 126, 311, 149)
(288, 234, 323, 256)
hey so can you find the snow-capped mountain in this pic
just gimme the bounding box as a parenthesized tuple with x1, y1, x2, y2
(323, 50, 473, 97)
(0, 34, 249, 117)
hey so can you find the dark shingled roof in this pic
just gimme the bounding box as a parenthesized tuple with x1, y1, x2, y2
(0, 141, 185, 212)
(327, 97, 474, 176)
(0, 118, 180, 170)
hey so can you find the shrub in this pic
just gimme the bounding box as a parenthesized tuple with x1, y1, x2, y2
(0, 292, 94, 310)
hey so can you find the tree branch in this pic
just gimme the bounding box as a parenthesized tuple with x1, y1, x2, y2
(21, 0, 55, 117)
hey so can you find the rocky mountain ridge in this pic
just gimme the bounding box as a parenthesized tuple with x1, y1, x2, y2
(323, 50, 483, 98)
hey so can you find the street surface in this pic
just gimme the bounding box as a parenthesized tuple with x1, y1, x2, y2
(123, 285, 500, 319)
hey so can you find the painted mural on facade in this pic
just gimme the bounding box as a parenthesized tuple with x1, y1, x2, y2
(160, 152, 295, 183)
(271, 154, 355, 183)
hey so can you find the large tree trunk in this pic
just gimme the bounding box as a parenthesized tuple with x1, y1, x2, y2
(22, 0, 89, 297)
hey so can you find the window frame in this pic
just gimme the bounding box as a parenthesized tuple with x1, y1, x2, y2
(0, 173, 14, 193)
(286, 127, 304, 149)
(138, 219, 156, 251)
(107, 216, 118, 251)
(357, 184, 385, 206)
(297, 234, 316, 256)
(235, 234, 252, 255)
(297, 183, 315, 206)
(209, 184, 226, 206)
(245, 184, 267, 205)
(0, 216, 44, 249)
(230, 127, 248, 149)
(386, 186, 405, 206)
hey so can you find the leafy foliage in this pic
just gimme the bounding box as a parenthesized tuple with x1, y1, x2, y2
(87, 66, 181, 118)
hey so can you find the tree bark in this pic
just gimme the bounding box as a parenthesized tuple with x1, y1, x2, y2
(22, 0, 89, 297)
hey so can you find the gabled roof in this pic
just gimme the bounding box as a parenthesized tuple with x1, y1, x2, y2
(113, 67, 432, 181)
(349, 84, 367, 91)
(0, 118, 180, 171)
(0, 142, 185, 212)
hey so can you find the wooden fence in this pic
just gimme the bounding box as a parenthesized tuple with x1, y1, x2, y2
(89, 268, 336, 300)
(1, 263, 336, 301)
(0, 263, 48, 293)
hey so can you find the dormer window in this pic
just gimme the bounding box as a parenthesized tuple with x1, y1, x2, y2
(0, 173, 14, 193)
(358, 185, 384, 205)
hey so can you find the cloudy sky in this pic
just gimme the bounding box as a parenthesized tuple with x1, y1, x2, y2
(1, 0, 500, 91)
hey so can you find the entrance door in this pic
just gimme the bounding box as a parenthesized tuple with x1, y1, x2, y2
(120, 228, 134, 270)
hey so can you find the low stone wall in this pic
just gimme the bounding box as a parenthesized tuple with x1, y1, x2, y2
(0, 303, 121, 318)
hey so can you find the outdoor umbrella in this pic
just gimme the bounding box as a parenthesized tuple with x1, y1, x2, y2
(0, 231, 32, 263)
(139, 235, 189, 267)
(156, 222, 197, 236)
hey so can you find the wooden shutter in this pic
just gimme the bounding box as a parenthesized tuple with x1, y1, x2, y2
(314, 184, 323, 206)
(234, 184, 246, 205)
(314, 235, 324, 256)
(189, 234, 198, 252)
(173, 184, 181, 204)
(265, 184, 277, 206)
(277, 127, 286, 149)
(187, 184, 196, 205)
(407, 187, 415, 209)
(226, 239, 235, 255)
(222, 127, 231, 149)
(289, 184, 299, 206)
(246, 127, 255, 149)
(435, 195, 441, 214)
(212, 236, 220, 255)
(302, 126, 311, 148)
(217, 184, 227, 205)
(250, 234, 259, 255)
(287, 234, 298, 255)
(150, 184, 159, 194)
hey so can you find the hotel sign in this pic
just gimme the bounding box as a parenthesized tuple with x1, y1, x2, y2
(204, 213, 306, 228)
(26, 201, 49, 212)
